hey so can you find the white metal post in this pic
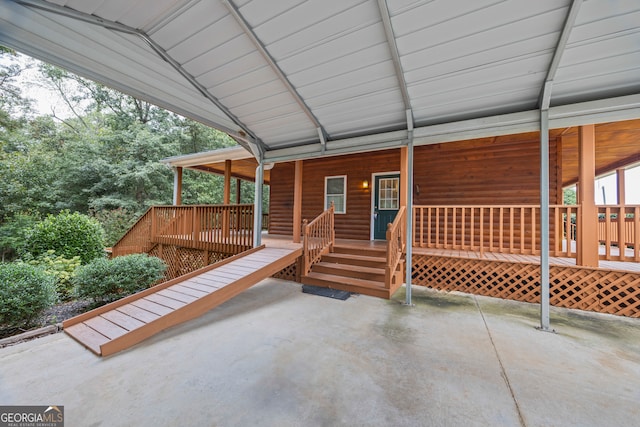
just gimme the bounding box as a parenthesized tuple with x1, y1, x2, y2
(405, 108, 415, 306)
(172, 167, 180, 205)
(540, 109, 551, 330)
(253, 161, 264, 247)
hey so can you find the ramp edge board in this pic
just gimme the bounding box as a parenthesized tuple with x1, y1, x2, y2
(64, 247, 301, 356)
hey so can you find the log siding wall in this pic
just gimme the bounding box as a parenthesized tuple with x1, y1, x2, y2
(269, 134, 559, 240)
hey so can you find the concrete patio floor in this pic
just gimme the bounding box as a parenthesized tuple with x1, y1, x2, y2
(1, 280, 639, 427)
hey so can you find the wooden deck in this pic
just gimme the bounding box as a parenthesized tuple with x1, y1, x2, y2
(64, 245, 301, 356)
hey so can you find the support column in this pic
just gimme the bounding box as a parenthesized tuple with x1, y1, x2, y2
(253, 162, 264, 247)
(400, 146, 408, 208)
(577, 124, 598, 267)
(236, 178, 242, 204)
(172, 166, 183, 206)
(293, 160, 303, 243)
(223, 160, 232, 204)
(617, 168, 626, 206)
(404, 109, 414, 306)
(540, 110, 551, 331)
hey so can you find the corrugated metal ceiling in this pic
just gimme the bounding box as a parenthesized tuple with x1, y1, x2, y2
(1, 0, 639, 161)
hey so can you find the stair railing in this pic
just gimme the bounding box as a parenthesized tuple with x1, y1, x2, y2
(385, 206, 406, 289)
(302, 202, 335, 276)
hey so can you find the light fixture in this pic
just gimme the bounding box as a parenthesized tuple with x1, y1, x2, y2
(362, 180, 369, 189)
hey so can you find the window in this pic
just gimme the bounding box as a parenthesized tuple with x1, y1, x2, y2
(325, 175, 346, 214)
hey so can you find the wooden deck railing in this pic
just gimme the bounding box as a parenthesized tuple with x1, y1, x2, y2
(112, 204, 254, 257)
(597, 205, 639, 262)
(385, 206, 406, 289)
(301, 203, 335, 276)
(111, 207, 155, 257)
(412, 205, 579, 258)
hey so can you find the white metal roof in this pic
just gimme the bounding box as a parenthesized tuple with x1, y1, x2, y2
(2, 0, 639, 162)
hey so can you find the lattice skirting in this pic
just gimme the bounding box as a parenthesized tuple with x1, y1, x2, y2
(272, 259, 299, 282)
(148, 244, 231, 282)
(412, 255, 640, 318)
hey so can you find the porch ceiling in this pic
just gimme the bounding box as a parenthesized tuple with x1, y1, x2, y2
(1, 0, 639, 162)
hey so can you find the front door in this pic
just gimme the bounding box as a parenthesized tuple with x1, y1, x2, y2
(373, 174, 400, 240)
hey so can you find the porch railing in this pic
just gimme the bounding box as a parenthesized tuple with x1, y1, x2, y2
(112, 204, 254, 257)
(385, 206, 406, 289)
(597, 205, 639, 262)
(301, 203, 335, 276)
(412, 205, 579, 258)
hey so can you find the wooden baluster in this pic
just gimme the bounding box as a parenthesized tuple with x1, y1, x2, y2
(617, 205, 625, 261)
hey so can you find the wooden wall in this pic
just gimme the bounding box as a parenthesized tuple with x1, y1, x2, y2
(270, 150, 400, 240)
(269, 133, 560, 240)
(413, 133, 559, 205)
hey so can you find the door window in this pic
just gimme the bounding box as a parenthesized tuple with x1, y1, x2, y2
(378, 177, 399, 210)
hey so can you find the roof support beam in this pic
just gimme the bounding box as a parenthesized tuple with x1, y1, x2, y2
(13, 0, 266, 156)
(377, 0, 412, 113)
(263, 94, 640, 163)
(538, 0, 583, 110)
(221, 0, 327, 141)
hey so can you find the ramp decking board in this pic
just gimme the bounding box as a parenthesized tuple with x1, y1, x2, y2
(64, 246, 301, 356)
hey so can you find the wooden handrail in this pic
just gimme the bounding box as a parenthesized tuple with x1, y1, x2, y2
(412, 205, 580, 258)
(597, 205, 639, 262)
(112, 204, 255, 257)
(111, 207, 154, 257)
(301, 203, 335, 276)
(385, 206, 406, 289)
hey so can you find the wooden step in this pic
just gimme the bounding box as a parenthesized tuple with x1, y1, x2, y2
(301, 272, 390, 299)
(332, 245, 387, 258)
(321, 253, 386, 269)
(313, 261, 385, 282)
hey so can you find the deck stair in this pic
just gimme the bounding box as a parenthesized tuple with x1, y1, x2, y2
(301, 244, 403, 299)
(64, 245, 301, 356)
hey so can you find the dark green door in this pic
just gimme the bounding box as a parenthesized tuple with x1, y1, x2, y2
(373, 174, 400, 240)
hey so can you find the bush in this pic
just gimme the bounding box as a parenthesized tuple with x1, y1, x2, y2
(0, 263, 57, 330)
(21, 211, 105, 264)
(0, 213, 40, 262)
(73, 254, 166, 303)
(28, 250, 81, 300)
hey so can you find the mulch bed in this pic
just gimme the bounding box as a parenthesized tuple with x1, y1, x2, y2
(0, 299, 92, 342)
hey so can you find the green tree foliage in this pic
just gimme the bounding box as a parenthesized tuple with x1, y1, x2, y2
(0, 213, 40, 262)
(21, 211, 105, 264)
(0, 262, 57, 331)
(73, 254, 166, 303)
(1, 51, 247, 251)
(564, 188, 577, 205)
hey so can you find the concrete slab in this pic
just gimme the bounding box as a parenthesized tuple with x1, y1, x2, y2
(1, 280, 639, 426)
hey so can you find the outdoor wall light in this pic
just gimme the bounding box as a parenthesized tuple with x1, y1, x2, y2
(362, 180, 369, 189)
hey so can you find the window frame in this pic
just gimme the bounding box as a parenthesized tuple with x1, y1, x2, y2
(324, 175, 347, 214)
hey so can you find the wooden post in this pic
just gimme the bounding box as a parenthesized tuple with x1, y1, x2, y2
(556, 136, 564, 204)
(301, 219, 308, 275)
(617, 168, 626, 206)
(236, 178, 242, 204)
(577, 124, 598, 267)
(293, 160, 303, 243)
(173, 167, 183, 206)
(223, 160, 231, 238)
(400, 146, 408, 208)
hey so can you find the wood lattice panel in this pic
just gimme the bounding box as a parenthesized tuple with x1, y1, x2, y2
(272, 260, 299, 282)
(148, 244, 232, 282)
(413, 255, 640, 318)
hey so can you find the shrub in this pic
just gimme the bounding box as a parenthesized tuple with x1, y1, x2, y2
(0, 213, 40, 262)
(21, 211, 105, 264)
(28, 250, 81, 300)
(73, 254, 166, 303)
(0, 262, 57, 330)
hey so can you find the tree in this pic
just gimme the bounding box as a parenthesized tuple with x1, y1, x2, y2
(564, 188, 577, 205)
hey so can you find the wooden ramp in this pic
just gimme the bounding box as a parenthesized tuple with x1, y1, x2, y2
(64, 246, 301, 356)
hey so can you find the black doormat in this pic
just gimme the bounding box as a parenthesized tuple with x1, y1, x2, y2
(302, 285, 351, 300)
